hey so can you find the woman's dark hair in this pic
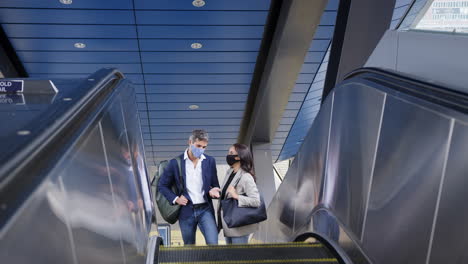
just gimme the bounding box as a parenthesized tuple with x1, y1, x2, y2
(233, 143, 256, 181)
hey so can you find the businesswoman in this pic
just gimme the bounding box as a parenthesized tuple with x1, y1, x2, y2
(217, 143, 261, 244)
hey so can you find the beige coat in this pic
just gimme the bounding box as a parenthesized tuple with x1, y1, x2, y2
(218, 168, 261, 237)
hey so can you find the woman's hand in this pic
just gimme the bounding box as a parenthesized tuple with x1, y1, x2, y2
(227, 185, 239, 200)
(209, 187, 221, 198)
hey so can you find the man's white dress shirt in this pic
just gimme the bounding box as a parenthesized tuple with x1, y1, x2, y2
(173, 149, 206, 204)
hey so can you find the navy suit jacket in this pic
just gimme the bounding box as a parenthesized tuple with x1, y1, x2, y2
(157, 153, 220, 220)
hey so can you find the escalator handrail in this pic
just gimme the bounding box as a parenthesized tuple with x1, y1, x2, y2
(343, 67, 468, 114)
(0, 68, 125, 226)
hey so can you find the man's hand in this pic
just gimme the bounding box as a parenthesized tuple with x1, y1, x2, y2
(175, 195, 188, 206)
(227, 186, 239, 200)
(209, 187, 221, 198)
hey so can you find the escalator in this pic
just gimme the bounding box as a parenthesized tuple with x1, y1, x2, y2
(158, 242, 339, 264)
(2, 67, 468, 264)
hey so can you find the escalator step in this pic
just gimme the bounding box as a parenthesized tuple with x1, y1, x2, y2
(159, 243, 338, 264)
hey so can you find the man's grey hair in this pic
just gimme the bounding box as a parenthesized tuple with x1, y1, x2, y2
(189, 129, 209, 142)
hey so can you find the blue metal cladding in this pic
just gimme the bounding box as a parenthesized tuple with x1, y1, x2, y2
(138, 26, 264, 39)
(273, 0, 339, 162)
(0, 0, 271, 164)
(390, 0, 414, 29)
(134, 0, 271, 10)
(136, 11, 268, 25)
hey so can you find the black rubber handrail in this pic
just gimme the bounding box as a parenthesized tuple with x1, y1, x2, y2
(344, 67, 468, 114)
(0, 68, 124, 226)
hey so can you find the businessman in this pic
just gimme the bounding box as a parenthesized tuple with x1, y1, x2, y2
(158, 129, 220, 245)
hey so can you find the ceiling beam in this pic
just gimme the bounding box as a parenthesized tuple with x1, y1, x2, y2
(322, 0, 396, 100)
(238, 0, 328, 144)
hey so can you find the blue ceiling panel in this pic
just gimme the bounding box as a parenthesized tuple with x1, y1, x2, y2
(28, 73, 144, 84)
(277, 124, 292, 132)
(148, 132, 239, 140)
(142, 94, 248, 103)
(293, 84, 311, 93)
(320, 11, 338, 25)
(296, 74, 315, 84)
(152, 138, 236, 146)
(305, 52, 326, 63)
(138, 25, 264, 39)
(134, 0, 270, 10)
(288, 93, 307, 102)
(142, 63, 255, 74)
(139, 39, 261, 51)
(11, 39, 139, 51)
(146, 111, 243, 119)
(136, 11, 268, 25)
(142, 84, 250, 94)
(300, 63, 320, 74)
(148, 125, 239, 133)
(3, 24, 137, 39)
(141, 52, 259, 63)
(152, 145, 233, 152)
(149, 119, 241, 126)
(314, 26, 335, 39)
(0, 9, 134, 24)
(145, 102, 245, 111)
(24, 63, 142, 74)
(17, 51, 141, 63)
(0, 1, 274, 165)
(144, 74, 252, 84)
(326, 0, 340, 10)
(125, 74, 145, 84)
(0, 0, 133, 9)
(139, 111, 148, 119)
(134, 85, 145, 93)
(309, 39, 331, 52)
(286, 102, 302, 110)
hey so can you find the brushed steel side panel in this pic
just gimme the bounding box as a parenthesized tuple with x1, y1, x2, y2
(0, 181, 75, 264)
(60, 125, 125, 264)
(325, 83, 385, 239)
(362, 95, 451, 264)
(293, 92, 334, 232)
(429, 121, 468, 264)
(100, 99, 146, 263)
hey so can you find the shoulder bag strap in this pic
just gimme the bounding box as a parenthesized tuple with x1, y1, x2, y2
(174, 157, 185, 194)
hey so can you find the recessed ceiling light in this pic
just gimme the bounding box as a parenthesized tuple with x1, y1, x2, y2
(17, 130, 31, 136)
(189, 105, 199, 110)
(192, 0, 206, 7)
(60, 0, 73, 4)
(74, 42, 86, 49)
(191, 43, 202, 49)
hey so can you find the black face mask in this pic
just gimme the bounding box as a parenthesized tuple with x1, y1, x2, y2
(226, 155, 239, 166)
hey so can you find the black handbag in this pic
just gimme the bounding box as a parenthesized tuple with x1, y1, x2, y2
(221, 176, 267, 228)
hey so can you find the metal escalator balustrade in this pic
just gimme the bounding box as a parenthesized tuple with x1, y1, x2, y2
(158, 242, 339, 264)
(253, 67, 468, 264)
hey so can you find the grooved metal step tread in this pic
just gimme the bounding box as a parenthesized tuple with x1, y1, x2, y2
(158, 242, 338, 264)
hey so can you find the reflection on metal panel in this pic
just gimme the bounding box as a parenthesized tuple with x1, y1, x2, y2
(100, 100, 147, 263)
(294, 92, 333, 232)
(362, 95, 451, 264)
(429, 120, 468, 264)
(0, 74, 152, 264)
(257, 70, 468, 264)
(61, 125, 126, 264)
(0, 182, 75, 263)
(325, 83, 385, 239)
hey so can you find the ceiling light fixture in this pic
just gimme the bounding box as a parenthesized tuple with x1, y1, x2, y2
(60, 0, 73, 5)
(189, 105, 199, 110)
(192, 0, 206, 7)
(74, 42, 86, 49)
(191, 43, 202, 49)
